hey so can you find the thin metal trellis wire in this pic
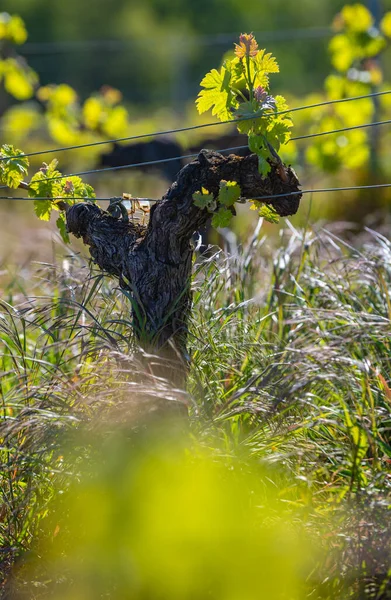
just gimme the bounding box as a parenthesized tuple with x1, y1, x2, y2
(0, 117, 389, 192)
(2, 182, 391, 203)
(0, 196, 120, 201)
(1, 88, 390, 164)
(0, 146, 248, 191)
(250, 183, 391, 202)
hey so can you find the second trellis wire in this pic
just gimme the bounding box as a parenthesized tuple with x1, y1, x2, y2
(0, 116, 388, 191)
(0, 88, 390, 164)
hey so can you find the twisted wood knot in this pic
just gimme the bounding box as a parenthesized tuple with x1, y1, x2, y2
(66, 202, 101, 237)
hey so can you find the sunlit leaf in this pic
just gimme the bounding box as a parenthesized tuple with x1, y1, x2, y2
(28, 159, 64, 200)
(0, 144, 29, 189)
(196, 67, 236, 122)
(33, 199, 53, 222)
(61, 175, 96, 200)
(250, 202, 280, 223)
(254, 50, 279, 76)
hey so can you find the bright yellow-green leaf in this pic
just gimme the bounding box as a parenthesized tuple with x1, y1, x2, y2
(0, 143, 29, 189)
(225, 57, 245, 86)
(381, 12, 391, 38)
(254, 50, 279, 75)
(218, 180, 241, 207)
(61, 175, 96, 200)
(249, 201, 279, 222)
(266, 118, 292, 150)
(257, 203, 280, 223)
(274, 95, 289, 114)
(33, 199, 53, 221)
(28, 159, 63, 200)
(196, 66, 236, 122)
(245, 50, 280, 90)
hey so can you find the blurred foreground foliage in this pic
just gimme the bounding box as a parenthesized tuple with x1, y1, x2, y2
(13, 427, 316, 599)
(1, 220, 391, 597)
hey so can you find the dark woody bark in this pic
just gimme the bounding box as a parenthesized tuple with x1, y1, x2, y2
(66, 150, 301, 378)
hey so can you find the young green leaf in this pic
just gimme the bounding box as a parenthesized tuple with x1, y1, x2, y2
(258, 156, 272, 177)
(266, 119, 293, 150)
(61, 176, 96, 200)
(0, 144, 29, 188)
(217, 180, 241, 207)
(211, 207, 233, 229)
(252, 50, 279, 88)
(193, 188, 216, 211)
(28, 160, 63, 199)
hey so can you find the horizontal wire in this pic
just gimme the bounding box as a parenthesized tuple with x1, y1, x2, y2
(2, 183, 391, 203)
(0, 116, 389, 194)
(291, 118, 391, 141)
(0, 146, 247, 191)
(251, 183, 391, 202)
(1, 89, 390, 164)
(1, 117, 388, 190)
(185, 118, 391, 158)
(0, 197, 118, 201)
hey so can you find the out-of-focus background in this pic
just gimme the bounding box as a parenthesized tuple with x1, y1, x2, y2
(1, 0, 391, 263)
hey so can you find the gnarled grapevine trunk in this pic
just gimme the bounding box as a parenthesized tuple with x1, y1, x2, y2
(66, 150, 302, 383)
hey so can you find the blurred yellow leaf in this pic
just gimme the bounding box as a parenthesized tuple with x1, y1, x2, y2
(329, 34, 355, 72)
(380, 12, 391, 38)
(3, 59, 37, 100)
(103, 105, 129, 137)
(341, 4, 373, 32)
(83, 97, 104, 129)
